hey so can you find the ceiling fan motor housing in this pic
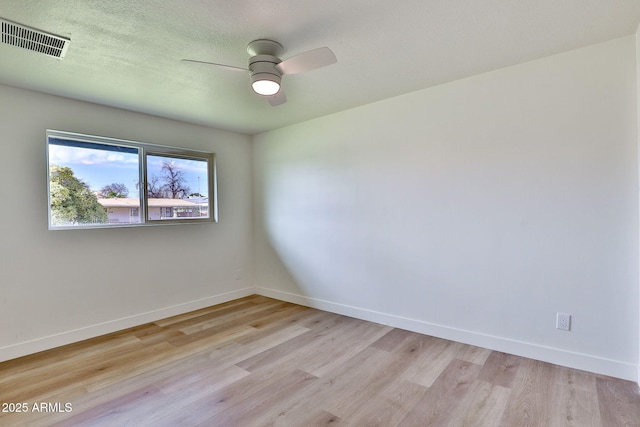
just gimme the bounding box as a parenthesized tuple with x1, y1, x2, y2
(249, 54, 282, 95)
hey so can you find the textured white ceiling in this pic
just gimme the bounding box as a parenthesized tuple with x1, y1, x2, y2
(0, 1, 639, 134)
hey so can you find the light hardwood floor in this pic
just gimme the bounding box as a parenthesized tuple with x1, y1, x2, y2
(1, 295, 638, 426)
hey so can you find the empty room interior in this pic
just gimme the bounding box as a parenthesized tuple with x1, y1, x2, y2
(1, 1, 640, 425)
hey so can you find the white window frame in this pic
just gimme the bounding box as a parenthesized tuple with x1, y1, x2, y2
(47, 130, 218, 230)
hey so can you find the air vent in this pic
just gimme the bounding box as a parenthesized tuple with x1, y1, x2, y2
(1, 18, 69, 59)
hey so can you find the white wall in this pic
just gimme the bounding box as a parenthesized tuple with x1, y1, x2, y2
(253, 36, 639, 380)
(636, 24, 640, 384)
(0, 85, 254, 361)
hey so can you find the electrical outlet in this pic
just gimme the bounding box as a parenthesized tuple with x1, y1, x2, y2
(235, 269, 242, 280)
(556, 313, 571, 331)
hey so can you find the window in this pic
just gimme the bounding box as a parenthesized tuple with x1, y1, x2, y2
(47, 130, 217, 229)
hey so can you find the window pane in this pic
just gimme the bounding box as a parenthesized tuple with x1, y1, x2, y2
(47, 130, 216, 229)
(48, 139, 140, 227)
(146, 154, 210, 220)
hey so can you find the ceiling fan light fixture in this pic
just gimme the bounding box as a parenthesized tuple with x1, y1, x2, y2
(251, 73, 281, 96)
(249, 54, 282, 96)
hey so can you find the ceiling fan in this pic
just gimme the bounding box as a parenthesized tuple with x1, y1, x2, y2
(182, 39, 337, 106)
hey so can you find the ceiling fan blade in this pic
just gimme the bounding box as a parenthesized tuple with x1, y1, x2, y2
(268, 91, 287, 106)
(275, 47, 336, 75)
(180, 59, 247, 72)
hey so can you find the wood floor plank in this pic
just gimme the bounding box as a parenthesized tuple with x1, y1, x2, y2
(445, 379, 511, 427)
(498, 358, 552, 426)
(596, 376, 640, 427)
(477, 351, 521, 388)
(342, 379, 427, 427)
(0, 333, 141, 389)
(63, 361, 249, 427)
(235, 314, 356, 372)
(399, 358, 483, 426)
(1, 340, 176, 403)
(153, 295, 263, 327)
(0, 295, 638, 426)
(203, 369, 318, 427)
(399, 335, 463, 388)
(51, 385, 165, 427)
(455, 343, 492, 365)
(370, 328, 417, 352)
(258, 340, 413, 425)
(166, 366, 312, 426)
(285, 346, 392, 420)
(174, 299, 289, 334)
(301, 321, 392, 378)
(131, 322, 186, 344)
(183, 323, 310, 371)
(246, 302, 313, 329)
(283, 409, 342, 427)
(544, 366, 601, 427)
(232, 308, 337, 346)
(167, 301, 291, 346)
(324, 332, 434, 419)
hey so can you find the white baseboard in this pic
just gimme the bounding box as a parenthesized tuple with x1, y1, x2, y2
(0, 287, 255, 363)
(256, 287, 638, 383)
(4, 285, 637, 383)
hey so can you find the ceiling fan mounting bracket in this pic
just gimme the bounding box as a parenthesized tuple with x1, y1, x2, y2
(246, 39, 284, 57)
